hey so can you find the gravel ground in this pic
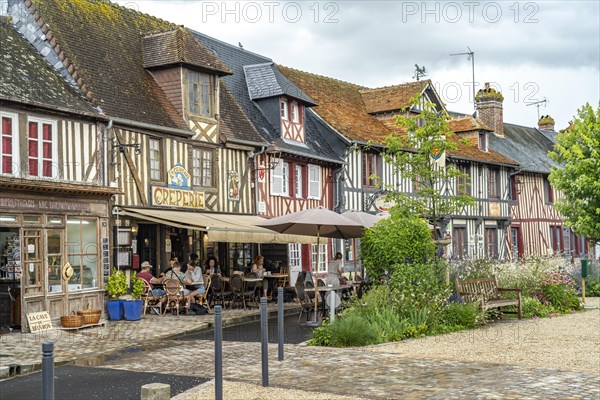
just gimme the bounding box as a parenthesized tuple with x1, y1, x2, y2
(172, 379, 363, 400)
(367, 297, 600, 372)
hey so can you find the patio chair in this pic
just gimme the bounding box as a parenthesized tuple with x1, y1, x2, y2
(304, 280, 323, 318)
(210, 274, 231, 308)
(162, 278, 187, 316)
(229, 274, 246, 309)
(294, 282, 315, 323)
(244, 272, 261, 309)
(140, 279, 163, 316)
(276, 265, 289, 288)
(194, 275, 212, 311)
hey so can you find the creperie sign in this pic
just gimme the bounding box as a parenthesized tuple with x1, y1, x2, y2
(150, 186, 205, 210)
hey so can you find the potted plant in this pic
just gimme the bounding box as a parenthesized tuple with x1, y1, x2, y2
(123, 272, 145, 321)
(106, 269, 127, 320)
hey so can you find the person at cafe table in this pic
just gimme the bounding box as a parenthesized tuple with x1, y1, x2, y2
(138, 261, 165, 296)
(204, 256, 220, 275)
(251, 255, 268, 297)
(165, 261, 204, 309)
(184, 261, 206, 299)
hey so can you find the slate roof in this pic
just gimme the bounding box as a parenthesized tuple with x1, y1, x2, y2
(277, 65, 390, 143)
(0, 17, 100, 117)
(143, 28, 231, 75)
(191, 31, 341, 164)
(489, 123, 560, 174)
(244, 63, 315, 105)
(29, 0, 189, 129)
(218, 82, 266, 145)
(360, 80, 430, 114)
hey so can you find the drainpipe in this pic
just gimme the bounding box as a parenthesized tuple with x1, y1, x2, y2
(103, 119, 113, 187)
(252, 146, 267, 215)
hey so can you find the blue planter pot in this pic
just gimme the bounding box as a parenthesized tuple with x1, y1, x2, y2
(107, 300, 124, 321)
(123, 300, 143, 321)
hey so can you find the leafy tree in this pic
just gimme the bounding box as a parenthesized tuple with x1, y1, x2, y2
(381, 98, 475, 234)
(549, 102, 600, 243)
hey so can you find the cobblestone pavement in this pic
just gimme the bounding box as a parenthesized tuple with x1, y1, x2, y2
(0, 303, 299, 370)
(99, 339, 600, 399)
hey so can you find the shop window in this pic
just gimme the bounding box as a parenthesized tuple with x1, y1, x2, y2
(47, 216, 64, 225)
(230, 243, 252, 272)
(23, 229, 42, 294)
(23, 215, 42, 224)
(47, 230, 63, 293)
(67, 218, 98, 290)
(288, 243, 302, 269)
(0, 215, 18, 224)
(28, 118, 58, 179)
(192, 148, 214, 187)
(311, 243, 328, 273)
(1, 112, 18, 175)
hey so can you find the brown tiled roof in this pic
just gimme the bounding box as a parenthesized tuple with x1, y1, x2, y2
(30, 0, 188, 130)
(276, 65, 390, 143)
(448, 116, 493, 132)
(360, 80, 429, 114)
(218, 81, 266, 144)
(143, 28, 231, 75)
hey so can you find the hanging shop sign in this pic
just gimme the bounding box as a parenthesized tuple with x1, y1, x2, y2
(228, 170, 240, 202)
(374, 194, 396, 212)
(150, 164, 205, 209)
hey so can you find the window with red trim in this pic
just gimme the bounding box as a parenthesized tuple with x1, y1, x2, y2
(1, 114, 18, 175)
(363, 151, 379, 187)
(27, 118, 56, 178)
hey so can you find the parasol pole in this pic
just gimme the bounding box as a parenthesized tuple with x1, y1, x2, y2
(314, 226, 320, 322)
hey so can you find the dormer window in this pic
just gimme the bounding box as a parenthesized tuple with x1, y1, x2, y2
(478, 131, 488, 151)
(291, 101, 300, 123)
(188, 70, 214, 117)
(280, 98, 289, 120)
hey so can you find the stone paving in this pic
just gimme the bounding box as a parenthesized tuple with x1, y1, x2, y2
(0, 303, 299, 370)
(99, 338, 600, 399)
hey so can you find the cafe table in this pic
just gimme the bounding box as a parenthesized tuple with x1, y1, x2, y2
(304, 284, 352, 322)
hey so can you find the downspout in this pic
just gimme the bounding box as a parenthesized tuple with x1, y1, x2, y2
(103, 118, 113, 187)
(253, 145, 267, 216)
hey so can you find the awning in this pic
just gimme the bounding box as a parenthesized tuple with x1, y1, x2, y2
(120, 207, 317, 244)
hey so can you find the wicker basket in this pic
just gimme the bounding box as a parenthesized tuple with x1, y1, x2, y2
(77, 304, 102, 325)
(61, 311, 83, 328)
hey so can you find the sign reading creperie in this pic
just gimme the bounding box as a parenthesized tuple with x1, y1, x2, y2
(150, 186, 205, 210)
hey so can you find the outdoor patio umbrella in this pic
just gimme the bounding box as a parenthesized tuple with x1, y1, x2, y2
(256, 207, 364, 324)
(341, 210, 386, 280)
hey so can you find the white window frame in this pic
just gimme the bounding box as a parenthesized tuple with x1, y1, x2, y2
(280, 98, 289, 120)
(192, 147, 214, 187)
(295, 164, 303, 198)
(288, 243, 302, 270)
(291, 101, 299, 123)
(270, 158, 289, 196)
(311, 243, 328, 273)
(0, 112, 19, 176)
(149, 138, 161, 181)
(307, 164, 321, 200)
(27, 117, 58, 179)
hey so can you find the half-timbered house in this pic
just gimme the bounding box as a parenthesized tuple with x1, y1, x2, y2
(278, 67, 520, 260)
(193, 33, 344, 281)
(9, 0, 318, 280)
(0, 16, 117, 331)
(480, 86, 589, 260)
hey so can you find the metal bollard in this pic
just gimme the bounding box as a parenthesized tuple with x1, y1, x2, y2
(277, 287, 284, 361)
(42, 341, 54, 400)
(260, 297, 269, 387)
(214, 306, 223, 400)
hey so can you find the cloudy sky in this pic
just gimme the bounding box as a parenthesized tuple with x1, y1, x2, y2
(116, 1, 599, 129)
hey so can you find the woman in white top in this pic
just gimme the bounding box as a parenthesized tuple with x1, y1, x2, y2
(251, 255, 267, 297)
(327, 252, 344, 286)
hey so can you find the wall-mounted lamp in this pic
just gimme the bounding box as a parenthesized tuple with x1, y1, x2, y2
(131, 225, 138, 235)
(113, 143, 141, 156)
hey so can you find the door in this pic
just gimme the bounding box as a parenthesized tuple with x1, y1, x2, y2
(511, 227, 522, 260)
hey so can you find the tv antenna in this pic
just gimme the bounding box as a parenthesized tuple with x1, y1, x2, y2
(413, 64, 427, 81)
(450, 46, 475, 111)
(526, 98, 548, 120)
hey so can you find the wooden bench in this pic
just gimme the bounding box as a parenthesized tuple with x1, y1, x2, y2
(455, 277, 522, 319)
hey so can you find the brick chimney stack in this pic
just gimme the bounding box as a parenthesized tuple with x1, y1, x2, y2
(538, 115, 555, 131)
(475, 82, 504, 137)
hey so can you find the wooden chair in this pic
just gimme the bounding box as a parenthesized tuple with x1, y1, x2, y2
(162, 278, 187, 316)
(243, 272, 260, 309)
(229, 274, 246, 309)
(277, 265, 290, 288)
(210, 274, 231, 309)
(294, 282, 315, 323)
(194, 275, 212, 311)
(139, 279, 163, 316)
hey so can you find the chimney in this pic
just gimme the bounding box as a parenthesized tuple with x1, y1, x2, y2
(475, 82, 504, 136)
(538, 115, 555, 131)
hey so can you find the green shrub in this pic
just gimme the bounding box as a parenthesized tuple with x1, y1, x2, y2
(441, 303, 483, 329)
(307, 320, 333, 346)
(369, 308, 407, 343)
(521, 297, 555, 318)
(586, 278, 600, 297)
(329, 314, 379, 347)
(402, 323, 428, 338)
(541, 270, 581, 312)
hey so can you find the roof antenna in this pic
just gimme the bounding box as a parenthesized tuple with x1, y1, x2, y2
(526, 98, 548, 120)
(450, 46, 475, 112)
(413, 64, 427, 81)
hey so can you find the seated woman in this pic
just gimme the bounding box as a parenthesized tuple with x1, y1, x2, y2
(184, 261, 206, 301)
(165, 261, 203, 310)
(251, 255, 267, 297)
(204, 256, 220, 275)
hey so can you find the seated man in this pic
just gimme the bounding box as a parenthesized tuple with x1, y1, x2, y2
(138, 261, 165, 296)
